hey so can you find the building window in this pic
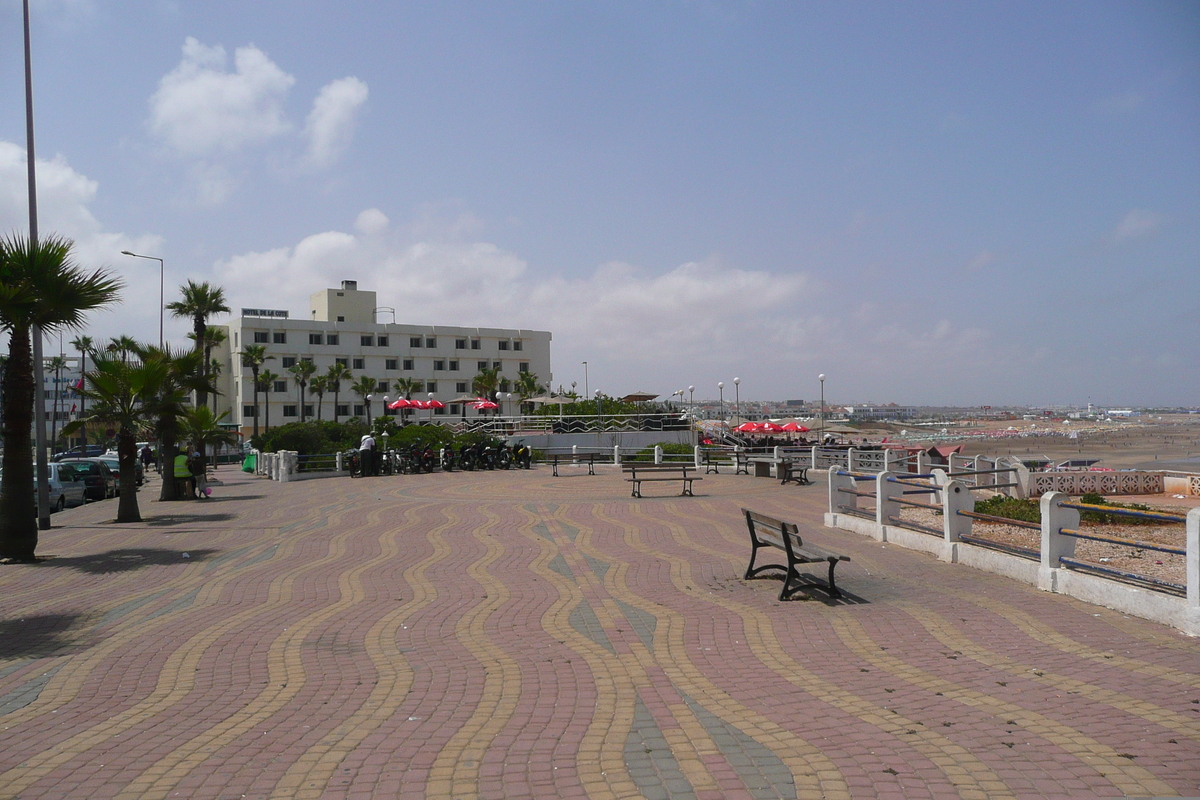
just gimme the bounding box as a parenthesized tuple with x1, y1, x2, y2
(336, 404, 349, 417)
(425, 337, 436, 348)
(385, 358, 398, 370)
(478, 361, 489, 371)
(353, 404, 364, 416)
(410, 382, 425, 393)
(243, 405, 257, 418)
(253, 331, 269, 343)
(352, 358, 364, 370)
(513, 340, 523, 351)
(434, 360, 445, 371)
(470, 339, 481, 350)
(303, 404, 313, 417)
(309, 333, 323, 345)
(498, 340, 510, 351)
(449, 360, 459, 371)
(335, 357, 348, 367)
(337, 315, 345, 322)
(376, 380, 388, 392)
(426, 381, 437, 393)
(283, 405, 298, 417)
(456, 382, 468, 393)
(273, 380, 288, 393)
(377, 336, 388, 347)
(403, 358, 414, 370)
(301, 356, 314, 364)
(273, 332, 287, 344)
(493, 361, 502, 370)
(327, 334, 339, 346)
(449, 404, 460, 415)
(519, 362, 530, 373)
(409, 336, 422, 347)
(455, 338, 467, 350)
(361, 335, 374, 347)
(434, 405, 447, 416)
(281, 357, 296, 368)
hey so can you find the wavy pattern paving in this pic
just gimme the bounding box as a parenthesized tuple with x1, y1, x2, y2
(0, 467, 1196, 799)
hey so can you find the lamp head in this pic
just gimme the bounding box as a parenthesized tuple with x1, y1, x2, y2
(718, 382, 724, 389)
(688, 385, 694, 392)
(734, 377, 740, 385)
(818, 373, 826, 382)
(120, 250, 134, 256)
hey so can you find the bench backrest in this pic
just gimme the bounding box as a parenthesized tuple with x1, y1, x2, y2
(742, 508, 802, 551)
(623, 464, 693, 474)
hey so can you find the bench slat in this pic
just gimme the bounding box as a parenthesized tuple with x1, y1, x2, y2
(741, 507, 850, 600)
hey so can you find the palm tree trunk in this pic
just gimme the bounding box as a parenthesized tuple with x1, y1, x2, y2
(0, 325, 38, 559)
(251, 368, 260, 439)
(194, 316, 208, 409)
(332, 386, 340, 423)
(265, 395, 271, 432)
(116, 426, 142, 522)
(300, 384, 307, 422)
(315, 395, 323, 421)
(79, 351, 87, 448)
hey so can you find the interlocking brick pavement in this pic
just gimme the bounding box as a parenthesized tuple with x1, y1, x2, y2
(0, 465, 1197, 799)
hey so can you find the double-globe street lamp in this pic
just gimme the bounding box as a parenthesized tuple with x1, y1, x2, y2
(818, 373, 826, 442)
(120, 250, 165, 346)
(717, 382, 724, 421)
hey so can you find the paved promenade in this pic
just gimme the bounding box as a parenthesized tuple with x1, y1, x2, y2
(1, 465, 1197, 799)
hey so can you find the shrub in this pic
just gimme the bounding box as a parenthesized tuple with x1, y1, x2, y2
(1077, 492, 1158, 525)
(628, 441, 693, 462)
(973, 495, 1040, 524)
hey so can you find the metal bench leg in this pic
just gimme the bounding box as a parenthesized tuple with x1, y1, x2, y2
(826, 558, 842, 599)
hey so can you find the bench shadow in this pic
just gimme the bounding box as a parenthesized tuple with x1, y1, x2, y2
(0, 613, 87, 659)
(205, 494, 264, 502)
(144, 513, 234, 526)
(36, 547, 217, 574)
(755, 572, 871, 606)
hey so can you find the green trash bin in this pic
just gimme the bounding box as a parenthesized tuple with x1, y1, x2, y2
(242, 452, 256, 473)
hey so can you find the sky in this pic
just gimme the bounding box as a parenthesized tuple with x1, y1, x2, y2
(1, 1, 1197, 407)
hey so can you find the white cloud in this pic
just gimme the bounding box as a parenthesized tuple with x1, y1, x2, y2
(1109, 209, 1162, 242)
(354, 208, 389, 236)
(149, 37, 295, 156)
(304, 77, 369, 168)
(0, 141, 164, 343)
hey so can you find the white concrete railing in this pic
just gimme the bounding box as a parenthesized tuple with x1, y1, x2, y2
(824, 467, 1199, 636)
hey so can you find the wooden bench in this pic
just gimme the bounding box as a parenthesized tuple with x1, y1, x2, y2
(622, 464, 702, 498)
(742, 509, 849, 600)
(549, 452, 598, 477)
(733, 451, 751, 475)
(777, 460, 810, 486)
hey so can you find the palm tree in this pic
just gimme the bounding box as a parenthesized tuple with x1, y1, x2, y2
(472, 366, 503, 416)
(47, 354, 67, 446)
(70, 335, 93, 448)
(257, 369, 280, 434)
(288, 360, 318, 422)
(238, 344, 273, 439)
(166, 280, 229, 409)
(138, 344, 212, 502)
(515, 371, 542, 415)
(309, 375, 329, 421)
(181, 406, 239, 479)
(105, 335, 139, 362)
(62, 351, 171, 522)
(0, 233, 122, 559)
(326, 362, 352, 423)
(350, 375, 376, 424)
(394, 377, 420, 424)
(188, 325, 227, 412)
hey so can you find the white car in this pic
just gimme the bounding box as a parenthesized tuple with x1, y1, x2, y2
(0, 463, 88, 513)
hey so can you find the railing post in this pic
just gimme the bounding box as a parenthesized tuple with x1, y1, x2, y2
(1187, 508, 1199, 636)
(654, 445, 663, 465)
(693, 446, 702, 468)
(828, 467, 859, 515)
(847, 447, 856, 471)
(336, 451, 343, 473)
(614, 445, 621, 465)
(773, 446, 782, 461)
(811, 445, 819, 469)
(1039, 491, 1079, 592)
(572, 444, 578, 465)
(1010, 457, 1031, 500)
(876, 471, 901, 528)
(916, 450, 928, 475)
(941, 479, 972, 562)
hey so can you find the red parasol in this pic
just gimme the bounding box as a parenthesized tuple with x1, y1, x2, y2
(759, 421, 785, 433)
(735, 422, 760, 432)
(471, 399, 499, 410)
(781, 422, 809, 432)
(426, 399, 446, 409)
(388, 398, 413, 410)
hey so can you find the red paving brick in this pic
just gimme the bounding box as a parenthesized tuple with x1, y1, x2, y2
(0, 465, 1197, 799)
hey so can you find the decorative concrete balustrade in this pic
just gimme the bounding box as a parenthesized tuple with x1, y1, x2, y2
(825, 467, 1199, 636)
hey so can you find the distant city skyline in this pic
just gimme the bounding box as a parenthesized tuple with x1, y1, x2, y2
(2, 2, 1197, 406)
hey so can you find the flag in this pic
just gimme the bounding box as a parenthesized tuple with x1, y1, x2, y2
(73, 378, 84, 390)
(71, 404, 77, 413)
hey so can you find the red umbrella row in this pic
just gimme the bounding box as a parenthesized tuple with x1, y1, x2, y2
(735, 421, 809, 433)
(388, 398, 447, 410)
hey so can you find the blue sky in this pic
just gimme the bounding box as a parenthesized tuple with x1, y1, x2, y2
(2, 1, 1197, 406)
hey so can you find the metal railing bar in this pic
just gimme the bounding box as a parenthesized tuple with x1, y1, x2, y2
(1057, 529, 1186, 556)
(894, 497, 942, 511)
(1059, 557, 1186, 596)
(1059, 503, 1187, 524)
(959, 534, 1041, 560)
(955, 510, 1041, 530)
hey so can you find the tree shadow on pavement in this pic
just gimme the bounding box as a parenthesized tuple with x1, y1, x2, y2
(144, 513, 234, 527)
(0, 613, 87, 659)
(204, 494, 265, 502)
(36, 548, 217, 574)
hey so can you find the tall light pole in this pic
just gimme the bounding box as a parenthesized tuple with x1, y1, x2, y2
(818, 373, 826, 442)
(582, 361, 589, 401)
(595, 389, 602, 418)
(121, 251, 164, 346)
(733, 377, 740, 424)
(717, 382, 724, 421)
(25, 0, 51, 530)
(688, 385, 695, 445)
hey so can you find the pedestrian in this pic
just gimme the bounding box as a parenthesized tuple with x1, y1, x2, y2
(173, 450, 194, 498)
(140, 444, 154, 475)
(359, 433, 376, 477)
(192, 452, 209, 498)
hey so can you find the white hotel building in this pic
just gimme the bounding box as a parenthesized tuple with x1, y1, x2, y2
(215, 281, 553, 438)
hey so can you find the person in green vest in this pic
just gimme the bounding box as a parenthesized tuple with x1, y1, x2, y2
(174, 451, 194, 498)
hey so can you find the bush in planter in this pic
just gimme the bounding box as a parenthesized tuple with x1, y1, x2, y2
(627, 441, 693, 463)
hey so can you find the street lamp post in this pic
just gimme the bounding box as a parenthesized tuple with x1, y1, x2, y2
(366, 394, 373, 426)
(733, 377, 740, 424)
(688, 385, 695, 445)
(595, 389, 602, 418)
(717, 382, 724, 421)
(582, 361, 589, 401)
(818, 374, 826, 442)
(120, 250, 165, 346)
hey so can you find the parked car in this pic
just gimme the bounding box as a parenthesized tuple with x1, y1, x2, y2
(0, 463, 88, 512)
(51, 444, 107, 462)
(57, 458, 118, 501)
(97, 455, 143, 492)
